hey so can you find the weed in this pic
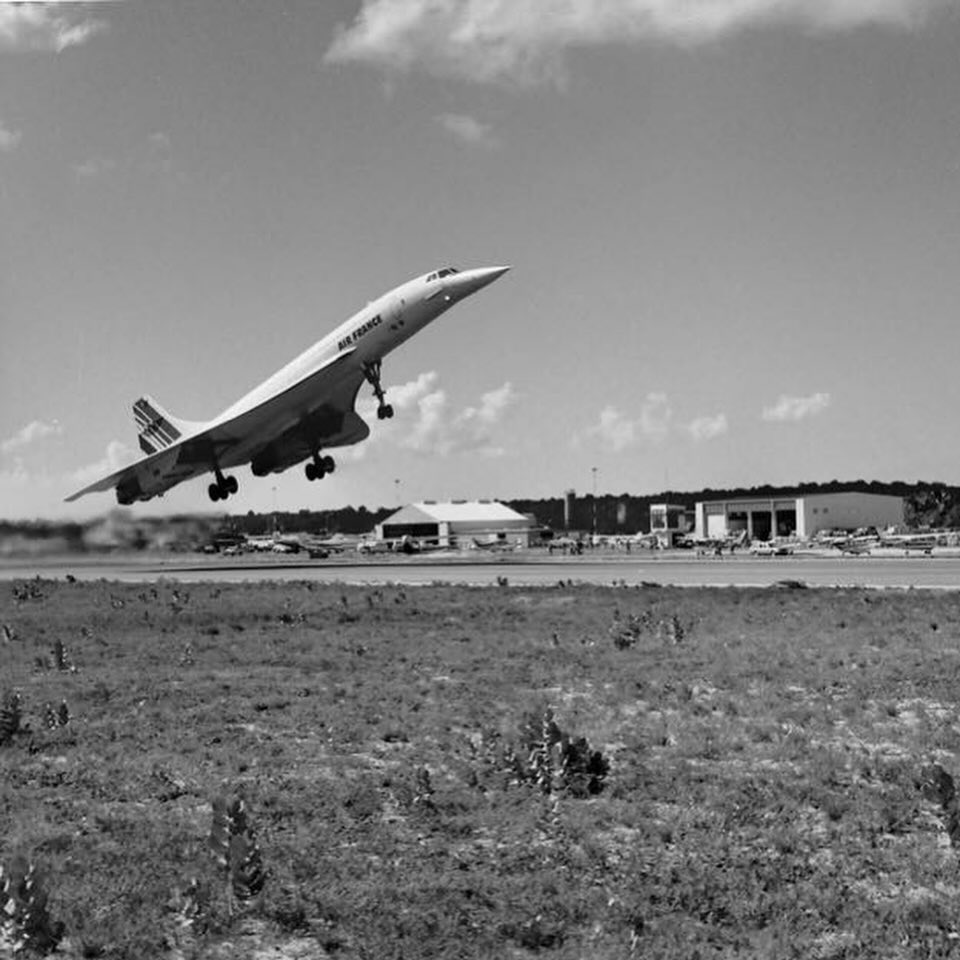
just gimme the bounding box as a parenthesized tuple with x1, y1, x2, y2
(611, 610, 688, 649)
(412, 766, 436, 812)
(0, 854, 63, 955)
(610, 612, 650, 649)
(918, 763, 960, 848)
(0, 690, 23, 745)
(209, 795, 267, 903)
(51, 639, 76, 673)
(492, 707, 610, 797)
(11, 581, 46, 604)
(41, 700, 69, 730)
(165, 876, 207, 944)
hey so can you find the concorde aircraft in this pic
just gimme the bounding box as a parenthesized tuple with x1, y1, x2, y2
(66, 265, 509, 506)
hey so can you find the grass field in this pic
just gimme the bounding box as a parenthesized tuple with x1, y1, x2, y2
(4, 578, 960, 958)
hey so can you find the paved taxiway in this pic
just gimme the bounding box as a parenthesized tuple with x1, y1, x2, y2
(3, 553, 960, 589)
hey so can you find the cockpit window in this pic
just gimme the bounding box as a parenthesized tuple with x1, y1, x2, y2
(426, 267, 460, 282)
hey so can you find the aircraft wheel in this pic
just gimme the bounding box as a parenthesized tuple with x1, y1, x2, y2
(305, 462, 317, 481)
(383, 404, 394, 419)
(226, 475, 238, 495)
(322, 455, 335, 474)
(208, 483, 222, 502)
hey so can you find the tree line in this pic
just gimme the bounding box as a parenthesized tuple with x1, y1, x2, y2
(224, 479, 960, 537)
(509, 480, 960, 534)
(3, 480, 959, 541)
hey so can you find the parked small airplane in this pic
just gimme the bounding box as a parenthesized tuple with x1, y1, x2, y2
(66, 266, 509, 505)
(470, 537, 516, 552)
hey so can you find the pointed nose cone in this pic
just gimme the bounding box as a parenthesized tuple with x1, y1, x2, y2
(472, 265, 511, 289)
(453, 265, 511, 299)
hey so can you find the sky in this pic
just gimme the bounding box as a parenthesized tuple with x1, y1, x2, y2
(3, 0, 960, 522)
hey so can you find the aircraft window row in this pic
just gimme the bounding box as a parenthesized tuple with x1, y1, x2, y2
(426, 267, 460, 282)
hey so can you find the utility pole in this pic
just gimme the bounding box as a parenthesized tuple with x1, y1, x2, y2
(592, 466, 598, 540)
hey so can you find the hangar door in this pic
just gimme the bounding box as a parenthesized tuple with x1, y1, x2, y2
(705, 503, 727, 540)
(382, 522, 439, 542)
(750, 511, 772, 541)
(775, 509, 797, 537)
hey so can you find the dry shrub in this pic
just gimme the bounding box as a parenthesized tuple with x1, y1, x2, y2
(209, 795, 267, 901)
(0, 854, 64, 955)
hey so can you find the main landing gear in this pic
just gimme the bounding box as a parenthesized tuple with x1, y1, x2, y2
(305, 452, 335, 482)
(208, 467, 238, 502)
(363, 360, 394, 420)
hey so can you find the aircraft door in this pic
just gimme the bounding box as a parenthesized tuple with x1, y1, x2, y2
(385, 294, 407, 343)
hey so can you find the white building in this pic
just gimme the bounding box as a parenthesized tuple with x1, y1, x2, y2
(649, 503, 695, 548)
(694, 491, 904, 542)
(376, 500, 534, 548)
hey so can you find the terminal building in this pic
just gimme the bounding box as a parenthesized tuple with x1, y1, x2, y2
(376, 500, 534, 548)
(694, 491, 904, 542)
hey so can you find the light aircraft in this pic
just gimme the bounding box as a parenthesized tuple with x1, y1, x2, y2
(269, 531, 357, 558)
(66, 266, 509, 506)
(470, 537, 517, 552)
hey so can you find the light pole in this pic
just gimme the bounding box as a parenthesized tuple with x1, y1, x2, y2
(592, 466, 598, 541)
(394, 478, 401, 506)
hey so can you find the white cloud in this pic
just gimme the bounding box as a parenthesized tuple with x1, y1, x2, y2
(590, 406, 637, 453)
(582, 396, 729, 449)
(405, 382, 450, 454)
(0, 3, 109, 53)
(688, 413, 729, 441)
(353, 372, 515, 458)
(582, 393, 672, 452)
(73, 155, 116, 180)
(638, 391, 672, 440)
(73, 131, 174, 183)
(436, 112, 498, 148)
(459, 382, 515, 427)
(68, 439, 134, 488)
(1, 420, 63, 455)
(384, 370, 442, 412)
(762, 392, 832, 422)
(0, 434, 134, 518)
(0, 120, 22, 153)
(0, 459, 29, 488)
(325, 0, 945, 85)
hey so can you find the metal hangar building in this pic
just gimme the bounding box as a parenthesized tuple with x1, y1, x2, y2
(694, 491, 904, 542)
(377, 500, 534, 548)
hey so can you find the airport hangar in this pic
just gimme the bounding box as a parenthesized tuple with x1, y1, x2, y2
(693, 491, 904, 541)
(376, 501, 535, 548)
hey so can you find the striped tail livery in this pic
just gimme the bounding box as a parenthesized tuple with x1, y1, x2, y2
(133, 396, 185, 455)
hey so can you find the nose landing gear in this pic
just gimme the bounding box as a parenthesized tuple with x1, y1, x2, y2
(362, 360, 394, 420)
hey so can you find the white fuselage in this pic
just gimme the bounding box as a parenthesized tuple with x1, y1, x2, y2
(215, 268, 490, 429)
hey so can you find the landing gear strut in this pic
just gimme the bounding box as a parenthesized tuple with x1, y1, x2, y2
(305, 452, 335, 482)
(208, 466, 239, 502)
(363, 360, 394, 420)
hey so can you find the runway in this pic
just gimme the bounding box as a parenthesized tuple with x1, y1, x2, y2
(4, 552, 960, 589)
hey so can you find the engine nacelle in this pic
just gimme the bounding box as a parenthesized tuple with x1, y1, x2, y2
(114, 449, 179, 503)
(115, 475, 144, 505)
(251, 444, 300, 477)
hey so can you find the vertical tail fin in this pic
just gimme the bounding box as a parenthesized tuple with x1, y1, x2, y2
(133, 396, 185, 454)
